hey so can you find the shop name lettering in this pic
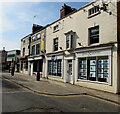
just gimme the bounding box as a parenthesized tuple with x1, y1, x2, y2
(82, 51, 99, 56)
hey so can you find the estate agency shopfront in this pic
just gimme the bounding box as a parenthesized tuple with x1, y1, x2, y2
(47, 54, 63, 81)
(74, 45, 118, 93)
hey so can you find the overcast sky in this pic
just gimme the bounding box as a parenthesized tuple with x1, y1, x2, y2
(0, 1, 89, 51)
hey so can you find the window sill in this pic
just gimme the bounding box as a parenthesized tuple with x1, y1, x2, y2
(88, 42, 100, 46)
(48, 75, 62, 78)
(88, 11, 101, 19)
(53, 29, 59, 33)
(77, 79, 110, 85)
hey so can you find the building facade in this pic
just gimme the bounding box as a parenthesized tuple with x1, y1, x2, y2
(7, 50, 20, 72)
(44, 1, 120, 93)
(28, 26, 46, 76)
(21, 0, 120, 94)
(20, 34, 31, 74)
(0, 48, 7, 70)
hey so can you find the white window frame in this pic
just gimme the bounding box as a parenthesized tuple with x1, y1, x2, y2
(36, 34, 41, 39)
(76, 47, 112, 85)
(53, 38, 58, 51)
(66, 33, 74, 49)
(53, 25, 59, 32)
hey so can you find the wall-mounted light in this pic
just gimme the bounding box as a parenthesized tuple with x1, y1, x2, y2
(83, 9, 87, 12)
(59, 47, 63, 50)
(78, 42, 83, 46)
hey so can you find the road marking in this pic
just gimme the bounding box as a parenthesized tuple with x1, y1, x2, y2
(87, 95, 120, 107)
(3, 77, 120, 106)
(1, 91, 28, 94)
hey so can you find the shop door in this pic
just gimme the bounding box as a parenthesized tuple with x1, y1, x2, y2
(67, 60, 73, 83)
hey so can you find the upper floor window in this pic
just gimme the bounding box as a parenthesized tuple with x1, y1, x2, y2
(32, 36, 36, 41)
(32, 45, 35, 55)
(23, 40, 25, 44)
(89, 26, 99, 44)
(66, 34, 74, 49)
(36, 34, 41, 39)
(36, 44, 40, 55)
(88, 6, 100, 17)
(53, 38, 58, 51)
(53, 25, 59, 32)
(23, 48, 25, 56)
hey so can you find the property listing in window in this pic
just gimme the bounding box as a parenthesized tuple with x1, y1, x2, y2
(79, 58, 87, 80)
(78, 56, 109, 83)
(48, 60, 62, 76)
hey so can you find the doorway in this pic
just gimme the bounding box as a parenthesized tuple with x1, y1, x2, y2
(66, 60, 73, 83)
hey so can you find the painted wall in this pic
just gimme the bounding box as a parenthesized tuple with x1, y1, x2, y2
(46, 1, 117, 53)
(21, 35, 30, 57)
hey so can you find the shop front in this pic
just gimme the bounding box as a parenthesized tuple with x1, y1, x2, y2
(28, 56, 44, 76)
(74, 45, 117, 93)
(46, 54, 63, 81)
(20, 56, 28, 74)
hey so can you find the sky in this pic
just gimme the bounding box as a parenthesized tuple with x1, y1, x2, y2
(0, 1, 90, 51)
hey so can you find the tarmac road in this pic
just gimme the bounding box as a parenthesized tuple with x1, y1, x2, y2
(1, 77, 120, 113)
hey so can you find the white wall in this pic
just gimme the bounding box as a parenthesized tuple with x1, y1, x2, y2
(46, 1, 117, 53)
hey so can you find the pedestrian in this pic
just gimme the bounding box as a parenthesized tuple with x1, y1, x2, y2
(36, 71, 40, 81)
(11, 67, 14, 76)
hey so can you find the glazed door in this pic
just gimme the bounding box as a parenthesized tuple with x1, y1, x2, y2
(67, 60, 73, 83)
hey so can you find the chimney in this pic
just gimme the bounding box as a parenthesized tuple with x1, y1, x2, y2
(32, 24, 43, 33)
(60, 4, 76, 19)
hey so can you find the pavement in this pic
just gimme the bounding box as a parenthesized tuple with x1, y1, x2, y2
(1, 71, 120, 105)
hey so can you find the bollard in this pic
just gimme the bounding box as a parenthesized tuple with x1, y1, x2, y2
(36, 72, 40, 81)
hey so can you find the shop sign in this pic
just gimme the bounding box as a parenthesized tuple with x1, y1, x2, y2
(51, 56, 57, 61)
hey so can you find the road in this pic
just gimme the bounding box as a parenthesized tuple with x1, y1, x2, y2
(1, 76, 120, 113)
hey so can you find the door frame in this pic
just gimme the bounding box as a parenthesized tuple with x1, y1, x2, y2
(64, 56, 74, 84)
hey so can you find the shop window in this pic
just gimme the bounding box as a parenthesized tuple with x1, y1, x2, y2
(87, 57, 97, 81)
(53, 38, 58, 51)
(32, 45, 35, 55)
(98, 56, 109, 82)
(53, 25, 59, 32)
(78, 56, 109, 83)
(48, 60, 62, 77)
(66, 34, 73, 49)
(78, 58, 87, 80)
(89, 26, 99, 44)
(36, 44, 40, 55)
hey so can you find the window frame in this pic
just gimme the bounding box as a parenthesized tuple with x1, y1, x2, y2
(53, 38, 58, 51)
(89, 26, 99, 45)
(36, 34, 41, 39)
(66, 34, 74, 49)
(32, 45, 35, 55)
(23, 48, 25, 56)
(36, 43, 40, 55)
(78, 56, 109, 83)
(48, 59, 62, 77)
(88, 6, 100, 17)
(53, 25, 59, 32)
